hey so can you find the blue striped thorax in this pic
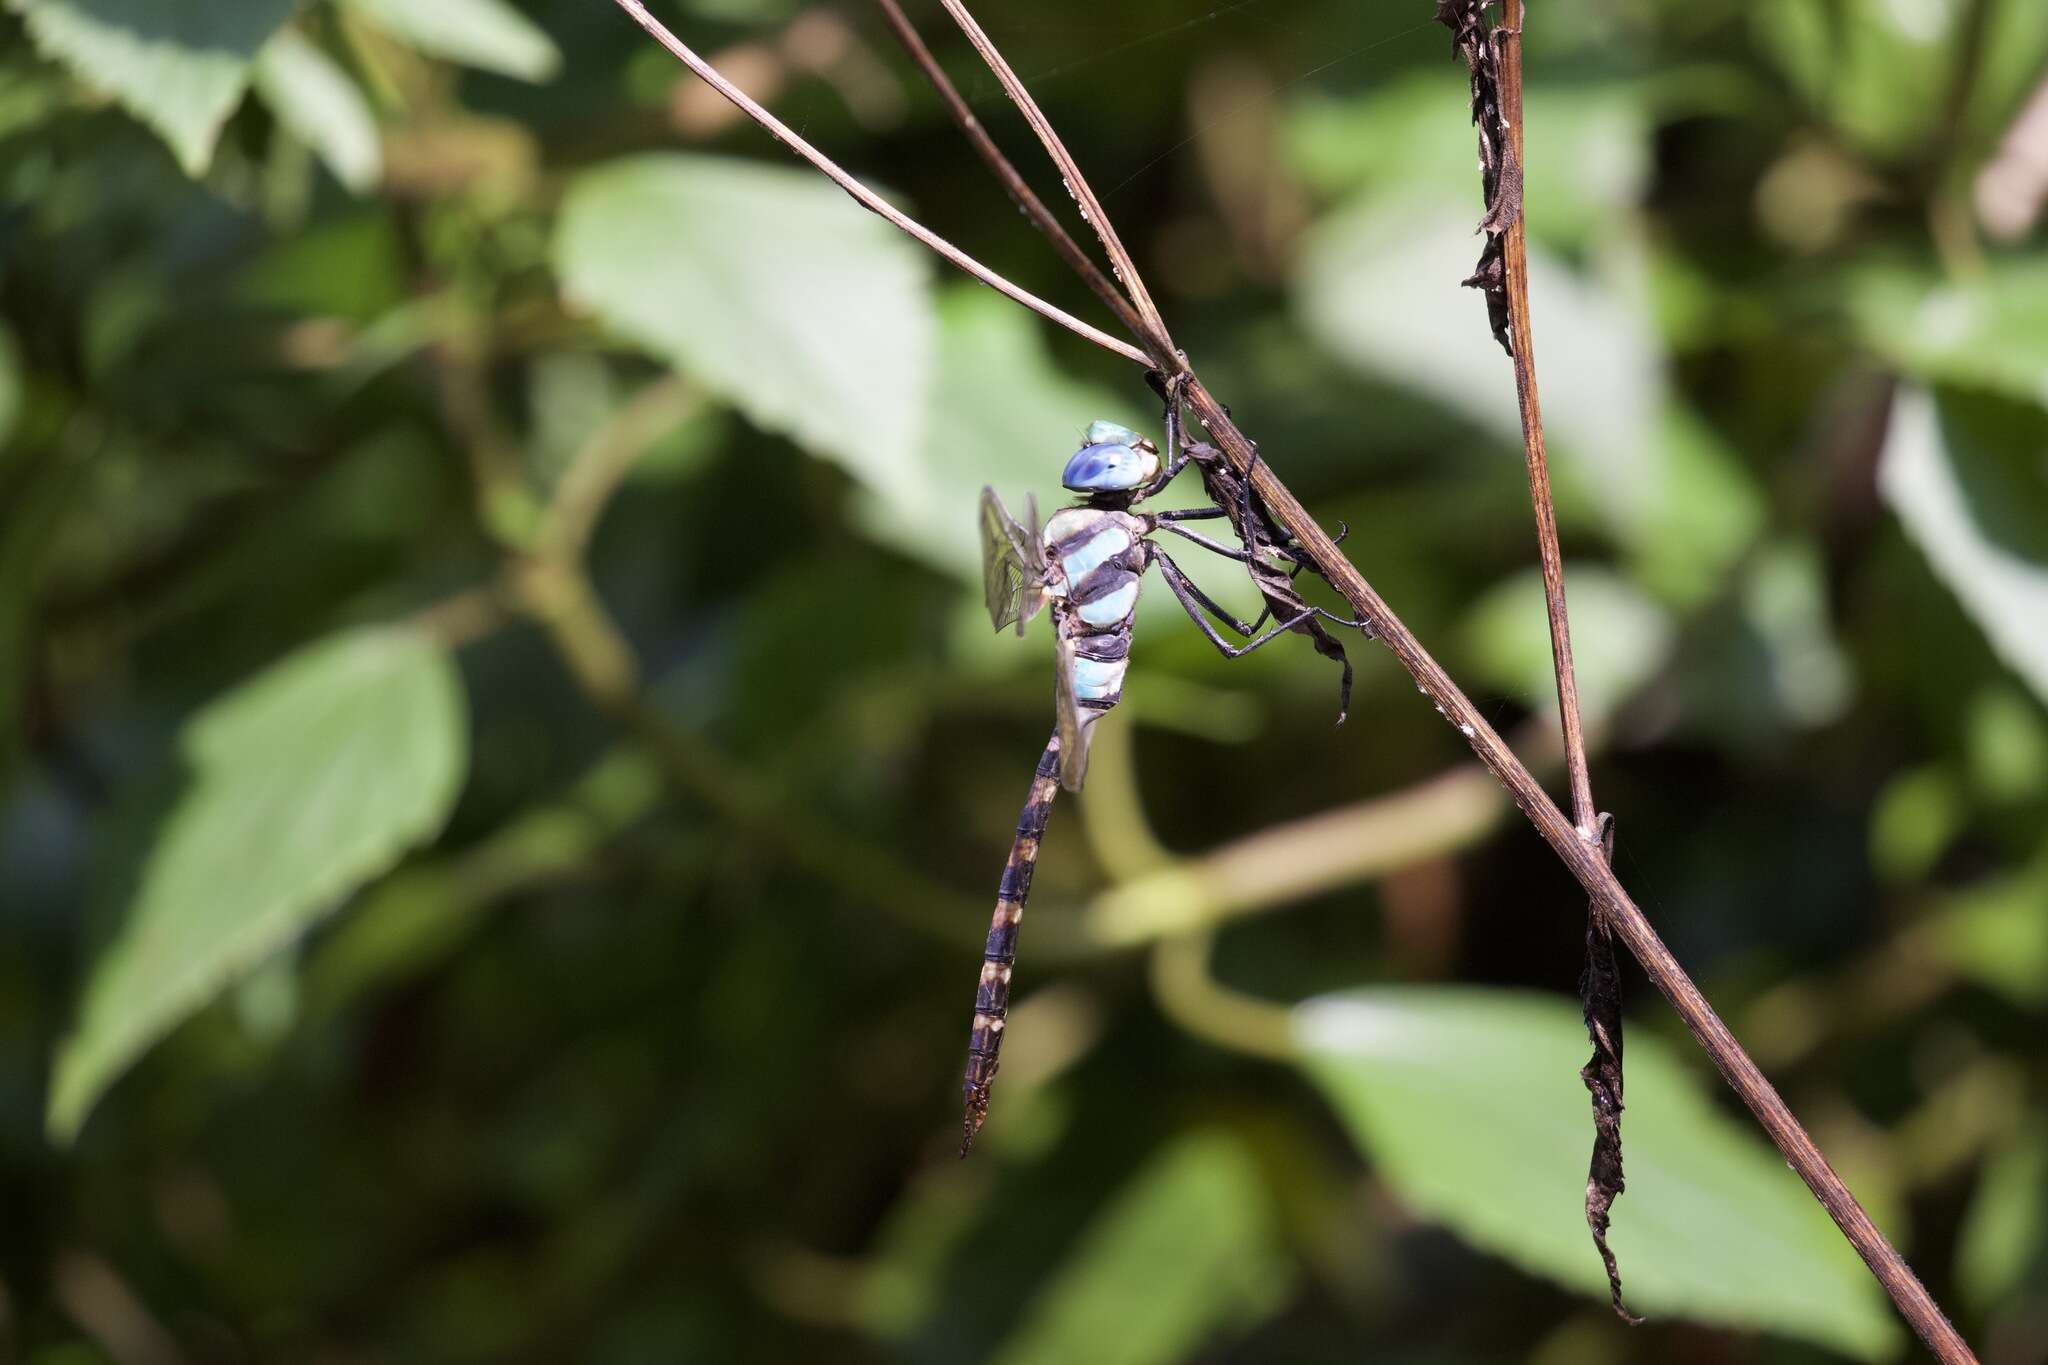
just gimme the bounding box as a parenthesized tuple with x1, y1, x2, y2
(1061, 420, 1161, 495)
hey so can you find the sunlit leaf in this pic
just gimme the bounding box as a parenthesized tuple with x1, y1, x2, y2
(1294, 193, 1760, 601)
(1283, 75, 1652, 248)
(5, 0, 301, 173)
(341, 0, 562, 83)
(861, 287, 1136, 579)
(1460, 566, 1673, 727)
(1295, 987, 1901, 1360)
(1878, 386, 2048, 705)
(1853, 263, 2048, 404)
(254, 29, 382, 194)
(556, 154, 934, 512)
(48, 626, 468, 1141)
(988, 1131, 1293, 1365)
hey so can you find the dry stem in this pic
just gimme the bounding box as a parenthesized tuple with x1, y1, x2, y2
(930, 0, 1177, 358)
(1495, 0, 1595, 838)
(607, 0, 1148, 366)
(871, 0, 1145, 342)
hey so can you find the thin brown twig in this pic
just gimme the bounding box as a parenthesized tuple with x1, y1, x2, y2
(870, 0, 1147, 343)
(605, 8, 1978, 1360)
(931, 0, 1177, 358)
(1494, 2, 1635, 1324)
(1496, 0, 1594, 840)
(606, 0, 1150, 367)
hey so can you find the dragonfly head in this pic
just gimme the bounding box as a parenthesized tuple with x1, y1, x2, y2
(1061, 421, 1161, 497)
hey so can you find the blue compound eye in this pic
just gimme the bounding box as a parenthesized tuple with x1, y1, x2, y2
(1063, 442, 1146, 492)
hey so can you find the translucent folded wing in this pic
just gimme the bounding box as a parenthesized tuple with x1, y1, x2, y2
(1053, 632, 1094, 791)
(979, 488, 1047, 636)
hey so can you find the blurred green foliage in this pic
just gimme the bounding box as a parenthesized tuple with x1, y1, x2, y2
(2, 0, 2046, 1361)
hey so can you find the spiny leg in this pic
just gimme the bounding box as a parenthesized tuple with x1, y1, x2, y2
(1149, 545, 1315, 655)
(1248, 522, 1355, 632)
(963, 732, 1062, 1156)
(1154, 545, 1356, 720)
(1158, 523, 1362, 634)
(1159, 377, 1362, 718)
(1158, 521, 1254, 561)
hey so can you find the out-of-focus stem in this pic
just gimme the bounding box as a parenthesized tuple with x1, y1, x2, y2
(1148, 932, 1294, 1062)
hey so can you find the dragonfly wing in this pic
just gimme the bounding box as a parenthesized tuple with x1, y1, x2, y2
(1016, 494, 1046, 634)
(980, 487, 1048, 636)
(1052, 632, 1094, 791)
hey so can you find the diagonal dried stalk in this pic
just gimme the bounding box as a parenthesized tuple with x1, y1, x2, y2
(930, 0, 1178, 358)
(601, 4, 1977, 1359)
(607, 0, 1148, 366)
(871, 0, 1146, 342)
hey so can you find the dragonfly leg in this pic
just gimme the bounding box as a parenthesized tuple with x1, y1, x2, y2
(1251, 521, 1356, 631)
(1150, 545, 1314, 656)
(1153, 506, 1231, 523)
(1133, 374, 1198, 501)
(1159, 521, 1253, 562)
(1159, 521, 1366, 636)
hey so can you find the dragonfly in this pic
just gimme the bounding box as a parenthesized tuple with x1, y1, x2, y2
(962, 411, 1355, 1153)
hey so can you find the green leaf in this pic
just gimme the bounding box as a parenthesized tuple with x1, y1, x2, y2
(1283, 75, 1652, 249)
(1868, 766, 1963, 884)
(858, 287, 1137, 579)
(253, 28, 381, 194)
(1965, 684, 2048, 803)
(1878, 386, 2048, 705)
(1294, 193, 1760, 601)
(48, 625, 468, 1141)
(1956, 1121, 2048, 1309)
(1754, 0, 2048, 159)
(340, 0, 561, 83)
(556, 154, 935, 509)
(5, 0, 303, 174)
(1853, 262, 2048, 403)
(1929, 854, 2048, 1008)
(1295, 986, 1901, 1360)
(988, 1132, 1293, 1365)
(1738, 540, 1855, 728)
(1461, 566, 1673, 727)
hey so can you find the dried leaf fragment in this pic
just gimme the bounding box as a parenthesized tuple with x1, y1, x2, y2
(1581, 814, 1641, 1324)
(1435, 0, 1521, 355)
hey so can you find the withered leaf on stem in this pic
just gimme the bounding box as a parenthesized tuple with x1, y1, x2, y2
(1435, 0, 1520, 355)
(1582, 815, 1640, 1323)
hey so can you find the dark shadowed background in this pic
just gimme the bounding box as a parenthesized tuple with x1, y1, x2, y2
(2, 0, 2046, 1361)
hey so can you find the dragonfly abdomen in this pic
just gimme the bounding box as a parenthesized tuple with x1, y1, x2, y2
(963, 734, 1063, 1154)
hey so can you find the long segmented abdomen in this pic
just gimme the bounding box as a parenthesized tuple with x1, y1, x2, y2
(962, 732, 1062, 1155)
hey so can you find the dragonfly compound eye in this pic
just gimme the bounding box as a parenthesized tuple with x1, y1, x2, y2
(1082, 419, 1146, 448)
(1062, 440, 1158, 492)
